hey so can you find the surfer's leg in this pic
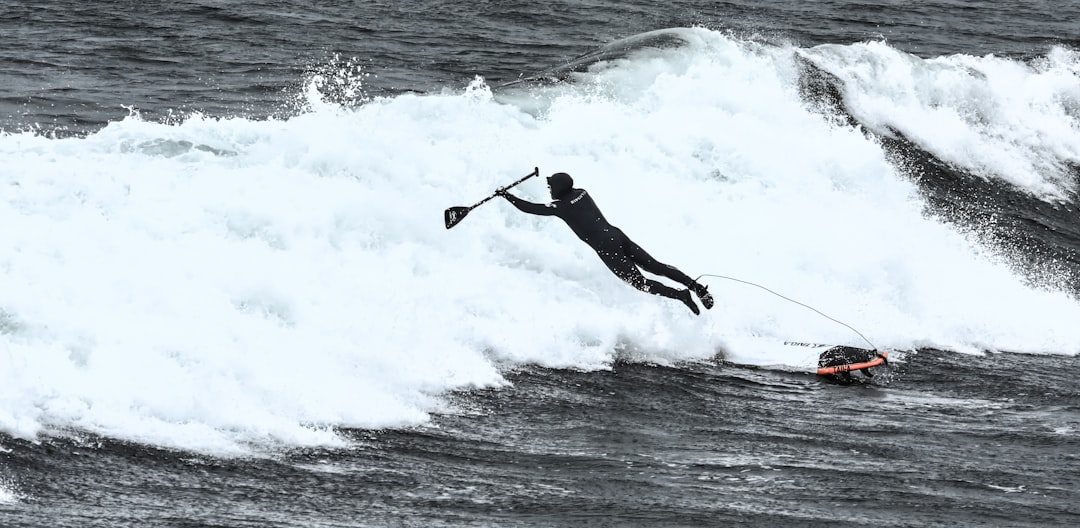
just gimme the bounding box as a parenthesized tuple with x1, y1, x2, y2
(620, 236, 694, 285)
(593, 243, 699, 315)
(621, 236, 714, 309)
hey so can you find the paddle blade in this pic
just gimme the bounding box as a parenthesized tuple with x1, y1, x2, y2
(444, 206, 471, 229)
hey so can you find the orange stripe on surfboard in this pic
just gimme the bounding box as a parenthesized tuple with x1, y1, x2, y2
(817, 351, 889, 376)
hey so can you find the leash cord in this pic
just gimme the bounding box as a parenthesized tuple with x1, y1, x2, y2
(695, 273, 878, 351)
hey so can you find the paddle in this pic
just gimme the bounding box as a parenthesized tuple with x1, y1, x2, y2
(444, 167, 539, 229)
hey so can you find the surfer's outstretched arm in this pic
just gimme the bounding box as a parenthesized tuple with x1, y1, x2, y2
(498, 191, 558, 216)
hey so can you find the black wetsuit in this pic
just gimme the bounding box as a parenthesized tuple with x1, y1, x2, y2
(502, 187, 695, 301)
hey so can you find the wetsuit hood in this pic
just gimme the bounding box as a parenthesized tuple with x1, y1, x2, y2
(547, 172, 574, 199)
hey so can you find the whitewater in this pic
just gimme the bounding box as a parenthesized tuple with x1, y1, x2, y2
(2, 27, 1079, 455)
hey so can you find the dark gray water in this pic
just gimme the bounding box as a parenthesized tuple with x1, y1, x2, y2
(4, 353, 1079, 527)
(3, 1, 1080, 526)
(2, 0, 1077, 134)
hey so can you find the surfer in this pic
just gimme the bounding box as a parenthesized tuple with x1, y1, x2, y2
(497, 172, 713, 315)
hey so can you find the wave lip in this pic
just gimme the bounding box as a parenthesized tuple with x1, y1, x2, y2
(801, 42, 1080, 199)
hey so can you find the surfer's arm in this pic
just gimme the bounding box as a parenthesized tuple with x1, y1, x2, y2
(499, 191, 558, 216)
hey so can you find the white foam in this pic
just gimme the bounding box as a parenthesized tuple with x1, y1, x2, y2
(0, 472, 18, 504)
(801, 41, 1080, 198)
(2, 28, 1079, 453)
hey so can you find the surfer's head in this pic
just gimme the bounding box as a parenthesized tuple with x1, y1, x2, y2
(547, 172, 573, 199)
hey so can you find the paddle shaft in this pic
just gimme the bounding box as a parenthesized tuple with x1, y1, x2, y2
(469, 167, 538, 210)
(444, 167, 539, 229)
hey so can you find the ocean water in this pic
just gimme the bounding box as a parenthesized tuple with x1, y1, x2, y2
(2, 1, 1079, 526)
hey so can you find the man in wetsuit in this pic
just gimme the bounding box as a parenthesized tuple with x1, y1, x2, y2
(497, 172, 714, 315)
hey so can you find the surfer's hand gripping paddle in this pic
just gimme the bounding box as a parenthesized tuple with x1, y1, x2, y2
(444, 167, 539, 229)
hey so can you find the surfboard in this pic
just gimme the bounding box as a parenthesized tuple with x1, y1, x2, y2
(719, 337, 889, 383)
(816, 345, 889, 375)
